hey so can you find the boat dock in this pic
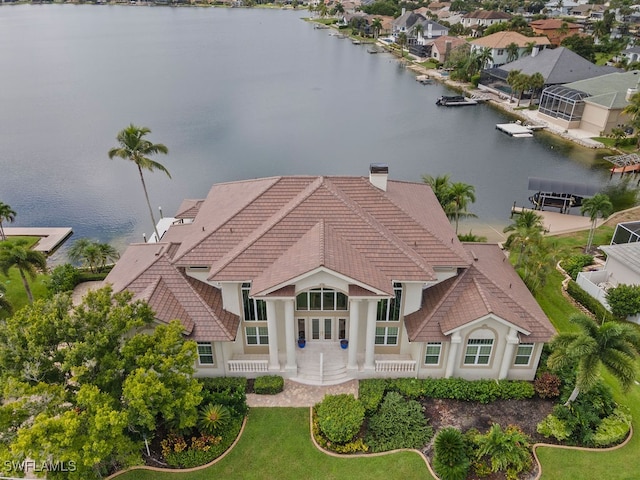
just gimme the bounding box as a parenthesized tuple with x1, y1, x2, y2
(496, 123, 534, 138)
(436, 95, 478, 107)
(3, 227, 73, 254)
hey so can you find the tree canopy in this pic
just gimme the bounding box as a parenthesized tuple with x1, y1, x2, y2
(0, 287, 202, 479)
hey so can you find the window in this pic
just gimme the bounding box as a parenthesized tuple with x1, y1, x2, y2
(375, 326, 398, 345)
(497, 49, 504, 56)
(424, 342, 442, 365)
(242, 283, 266, 321)
(514, 343, 534, 365)
(246, 326, 269, 345)
(296, 288, 348, 311)
(464, 338, 493, 365)
(197, 342, 215, 366)
(377, 283, 402, 321)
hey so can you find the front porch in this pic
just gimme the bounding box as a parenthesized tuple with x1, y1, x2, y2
(227, 342, 417, 386)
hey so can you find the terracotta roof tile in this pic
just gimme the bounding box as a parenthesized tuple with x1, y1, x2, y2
(471, 31, 550, 49)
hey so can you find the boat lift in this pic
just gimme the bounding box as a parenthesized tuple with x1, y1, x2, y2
(526, 177, 600, 214)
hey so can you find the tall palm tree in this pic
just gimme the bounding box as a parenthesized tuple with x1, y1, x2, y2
(371, 18, 383, 39)
(476, 47, 493, 70)
(523, 41, 537, 56)
(0, 202, 16, 241)
(0, 282, 11, 315)
(397, 32, 408, 58)
(503, 210, 545, 249)
(0, 240, 47, 304)
(448, 182, 476, 234)
(108, 124, 170, 242)
(97, 243, 120, 272)
(413, 23, 424, 43)
(547, 314, 640, 405)
(580, 193, 613, 252)
(529, 72, 545, 102)
(506, 69, 522, 103)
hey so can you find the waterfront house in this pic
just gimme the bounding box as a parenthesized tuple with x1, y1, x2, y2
(577, 222, 640, 324)
(537, 70, 640, 136)
(104, 166, 555, 385)
(427, 36, 466, 63)
(461, 10, 512, 37)
(470, 32, 550, 68)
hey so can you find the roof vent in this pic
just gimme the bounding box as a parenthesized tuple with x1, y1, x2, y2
(369, 163, 389, 191)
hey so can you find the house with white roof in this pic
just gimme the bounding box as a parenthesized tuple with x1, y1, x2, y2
(104, 166, 555, 385)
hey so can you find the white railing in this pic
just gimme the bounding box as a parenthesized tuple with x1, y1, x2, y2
(375, 360, 416, 373)
(227, 360, 269, 373)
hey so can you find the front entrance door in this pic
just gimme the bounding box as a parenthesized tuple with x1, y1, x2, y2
(311, 318, 333, 341)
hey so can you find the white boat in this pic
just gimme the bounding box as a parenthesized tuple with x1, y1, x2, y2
(435, 95, 477, 106)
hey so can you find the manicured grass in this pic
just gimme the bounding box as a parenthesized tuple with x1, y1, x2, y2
(114, 408, 431, 480)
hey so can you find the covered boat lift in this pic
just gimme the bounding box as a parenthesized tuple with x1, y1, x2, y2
(527, 177, 600, 214)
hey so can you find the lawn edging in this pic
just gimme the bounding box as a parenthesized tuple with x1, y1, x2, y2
(307, 406, 440, 480)
(105, 415, 248, 479)
(531, 425, 634, 480)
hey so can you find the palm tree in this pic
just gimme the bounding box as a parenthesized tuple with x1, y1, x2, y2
(422, 174, 452, 209)
(397, 32, 408, 58)
(0, 202, 16, 241)
(0, 282, 11, 315)
(528, 72, 545, 102)
(503, 210, 545, 249)
(476, 47, 493, 70)
(0, 239, 47, 304)
(96, 243, 120, 272)
(547, 314, 640, 405)
(622, 91, 640, 148)
(505, 42, 520, 63)
(413, 23, 424, 43)
(316, 2, 328, 18)
(523, 41, 537, 56)
(506, 69, 522, 103)
(448, 182, 476, 234)
(108, 124, 170, 242)
(580, 193, 613, 252)
(371, 18, 383, 38)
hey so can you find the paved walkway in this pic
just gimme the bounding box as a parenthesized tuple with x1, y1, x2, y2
(246, 379, 358, 407)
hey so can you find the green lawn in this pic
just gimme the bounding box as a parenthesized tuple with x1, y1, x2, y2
(114, 408, 431, 480)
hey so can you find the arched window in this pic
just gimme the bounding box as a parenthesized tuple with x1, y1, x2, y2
(296, 288, 348, 311)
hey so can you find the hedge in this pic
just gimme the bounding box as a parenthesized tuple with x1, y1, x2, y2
(358, 378, 534, 409)
(566, 280, 617, 323)
(254, 375, 284, 395)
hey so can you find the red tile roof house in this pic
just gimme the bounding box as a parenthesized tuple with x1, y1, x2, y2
(105, 165, 555, 385)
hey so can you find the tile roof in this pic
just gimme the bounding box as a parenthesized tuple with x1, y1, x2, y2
(565, 70, 640, 109)
(530, 19, 579, 30)
(428, 36, 467, 53)
(405, 244, 555, 343)
(471, 31, 550, 49)
(462, 10, 512, 20)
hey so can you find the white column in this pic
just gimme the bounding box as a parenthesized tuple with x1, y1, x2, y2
(364, 299, 378, 370)
(445, 332, 462, 378)
(266, 300, 280, 372)
(347, 299, 360, 370)
(284, 299, 297, 373)
(499, 328, 519, 380)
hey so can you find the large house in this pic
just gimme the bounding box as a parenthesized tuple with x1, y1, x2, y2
(105, 166, 555, 385)
(530, 18, 581, 47)
(470, 32, 550, 68)
(461, 10, 512, 36)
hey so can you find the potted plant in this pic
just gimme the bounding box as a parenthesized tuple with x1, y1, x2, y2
(340, 339, 348, 349)
(298, 333, 306, 348)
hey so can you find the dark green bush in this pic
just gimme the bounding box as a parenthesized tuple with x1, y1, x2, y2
(474, 424, 532, 477)
(47, 263, 80, 294)
(566, 280, 617, 323)
(605, 284, 640, 318)
(365, 391, 433, 452)
(253, 375, 284, 395)
(433, 427, 470, 480)
(316, 394, 365, 444)
(199, 377, 247, 417)
(561, 254, 594, 280)
(358, 379, 387, 415)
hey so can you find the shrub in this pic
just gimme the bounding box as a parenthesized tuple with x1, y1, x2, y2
(433, 427, 470, 480)
(566, 280, 617, 323)
(605, 284, 640, 318)
(199, 377, 247, 417)
(534, 372, 561, 399)
(311, 413, 369, 454)
(537, 414, 571, 442)
(253, 375, 284, 395)
(561, 254, 593, 280)
(474, 424, 532, 477)
(365, 391, 433, 452)
(47, 263, 80, 294)
(358, 379, 387, 414)
(199, 404, 231, 434)
(593, 406, 632, 447)
(316, 394, 365, 444)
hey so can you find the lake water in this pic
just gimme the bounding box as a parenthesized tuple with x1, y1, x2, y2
(0, 5, 617, 260)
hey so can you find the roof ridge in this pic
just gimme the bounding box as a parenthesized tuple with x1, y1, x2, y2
(183, 274, 236, 339)
(117, 244, 170, 293)
(319, 219, 326, 267)
(413, 270, 468, 335)
(207, 176, 325, 279)
(472, 276, 494, 313)
(323, 177, 436, 280)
